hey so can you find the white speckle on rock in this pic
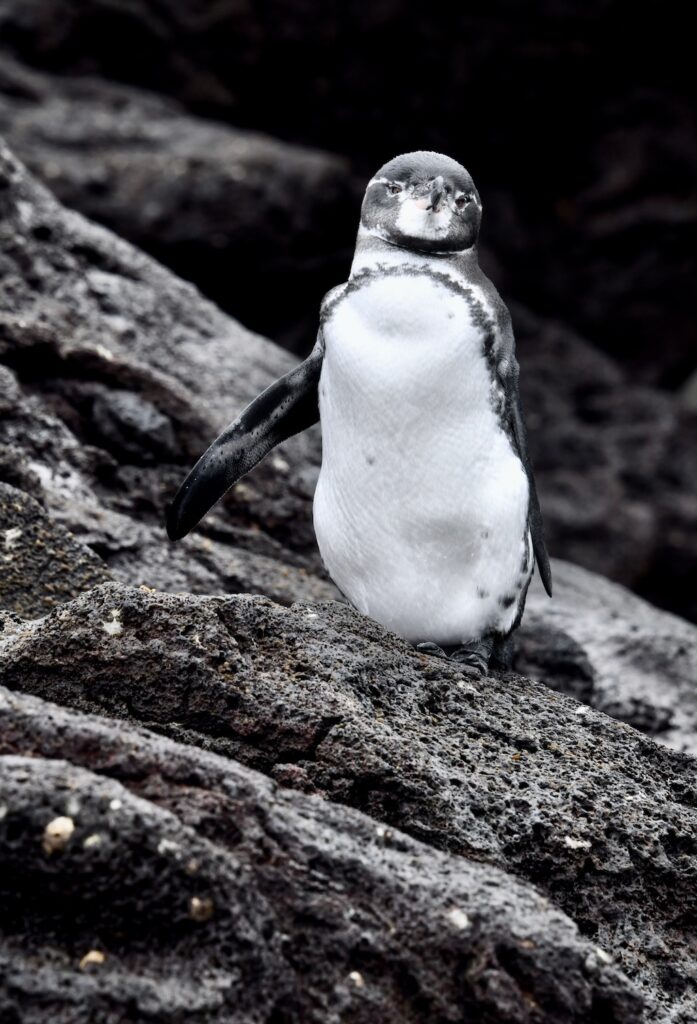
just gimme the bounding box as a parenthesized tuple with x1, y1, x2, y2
(271, 455, 290, 474)
(109, 798, 122, 811)
(0, 804, 7, 821)
(102, 609, 123, 637)
(157, 838, 181, 857)
(574, 705, 590, 715)
(3, 527, 22, 554)
(564, 835, 592, 850)
(83, 833, 103, 849)
(594, 946, 613, 964)
(348, 970, 365, 988)
(446, 907, 470, 931)
(65, 795, 80, 817)
(306, 612, 319, 620)
(42, 815, 75, 854)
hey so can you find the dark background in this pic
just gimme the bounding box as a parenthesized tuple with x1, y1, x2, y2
(0, 0, 695, 618)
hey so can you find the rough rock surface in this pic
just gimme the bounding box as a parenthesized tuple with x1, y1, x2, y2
(519, 561, 697, 754)
(0, 481, 110, 617)
(0, 685, 644, 1024)
(1, 581, 696, 1022)
(0, 137, 334, 608)
(0, 55, 356, 352)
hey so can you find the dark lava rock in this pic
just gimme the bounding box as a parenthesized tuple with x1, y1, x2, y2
(1, 580, 696, 1021)
(0, 136, 334, 606)
(520, 561, 697, 755)
(0, 55, 357, 352)
(0, 1, 693, 386)
(514, 303, 697, 622)
(0, 481, 110, 617)
(0, 687, 642, 1024)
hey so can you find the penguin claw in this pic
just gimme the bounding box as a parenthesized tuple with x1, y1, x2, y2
(416, 642, 449, 659)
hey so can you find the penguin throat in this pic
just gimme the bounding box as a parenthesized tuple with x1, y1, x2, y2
(356, 224, 476, 259)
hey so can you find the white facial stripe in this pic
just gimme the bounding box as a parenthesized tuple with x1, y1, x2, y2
(367, 176, 406, 189)
(395, 196, 454, 239)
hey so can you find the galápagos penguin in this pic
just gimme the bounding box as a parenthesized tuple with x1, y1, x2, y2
(167, 151, 552, 674)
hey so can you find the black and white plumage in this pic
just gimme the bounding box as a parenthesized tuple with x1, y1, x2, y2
(167, 151, 551, 674)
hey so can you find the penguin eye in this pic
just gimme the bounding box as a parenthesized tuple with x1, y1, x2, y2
(455, 193, 472, 209)
(387, 183, 402, 195)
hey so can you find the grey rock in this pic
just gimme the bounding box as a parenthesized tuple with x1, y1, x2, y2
(0, 136, 333, 605)
(0, 687, 642, 1024)
(520, 560, 697, 754)
(1, 580, 696, 1021)
(0, 54, 356, 351)
(0, 481, 110, 617)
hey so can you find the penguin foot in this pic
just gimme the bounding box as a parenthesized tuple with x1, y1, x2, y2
(450, 636, 495, 676)
(415, 640, 487, 677)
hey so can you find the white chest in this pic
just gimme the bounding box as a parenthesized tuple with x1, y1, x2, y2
(313, 269, 531, 644)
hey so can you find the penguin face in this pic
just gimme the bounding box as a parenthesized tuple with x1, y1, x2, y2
(360, 151, 482, 254)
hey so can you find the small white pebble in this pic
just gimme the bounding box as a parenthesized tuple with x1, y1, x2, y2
(305, 612, 319, 620)
(446, 908, 470, 931)
(594, 946, 613, 964)
(348, 970, 365, 988)
(574, 705, 590, 715)
(564, 836, 592, 850)
(83, 833, 103, 849)
(79, 949, 106, 969)
(271, 455, 290, 474)
(102, 609, 122, 637)
(0, 804, 7, 821)
(109, 798, 122, 811)
(189, 896, 214, 922)
(42, 816, 75, 854)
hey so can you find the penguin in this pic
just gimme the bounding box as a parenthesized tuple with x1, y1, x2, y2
(167, 151, 552, 674)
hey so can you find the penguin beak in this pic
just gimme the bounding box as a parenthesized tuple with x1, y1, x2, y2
(428, 176, 445, 212)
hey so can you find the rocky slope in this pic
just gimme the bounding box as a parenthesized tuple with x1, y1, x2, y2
(1, 138, 696, 1022)
(0, 54, 356, 352)
(0, 684, 642, 1024)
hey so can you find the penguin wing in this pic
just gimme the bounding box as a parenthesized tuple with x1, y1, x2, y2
(498, 318, 553, 598)
(166, 334, 324, 541)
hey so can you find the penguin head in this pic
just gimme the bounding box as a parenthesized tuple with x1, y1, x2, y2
(360, 151, 481, 254)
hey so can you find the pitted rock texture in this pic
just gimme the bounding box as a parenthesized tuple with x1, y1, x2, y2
(1, 581, 695, 1022)
(0, 689, 642, 1024)
(520, 561, 697, 755)
(0, 55, 357, 352)
(0, 481, 110, 617)
(0, 137, 334, 607)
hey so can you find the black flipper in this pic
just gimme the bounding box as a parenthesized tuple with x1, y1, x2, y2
(498, 317, 553, 598)
(166, 336, 324, 541)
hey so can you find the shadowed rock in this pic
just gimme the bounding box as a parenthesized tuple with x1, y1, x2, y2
(0, 55, 357, 352)
(1, 580, 695, 1021)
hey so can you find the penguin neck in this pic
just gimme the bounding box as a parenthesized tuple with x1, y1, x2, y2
(351, 228, 479, 280)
